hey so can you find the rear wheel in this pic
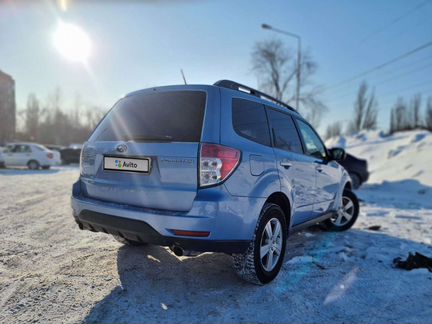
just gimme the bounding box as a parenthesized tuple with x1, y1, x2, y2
(27, 160, 40, 170)
(112, 235, 147, 246)
(323, 190, 359, 231)
(232, 203, 287, 285)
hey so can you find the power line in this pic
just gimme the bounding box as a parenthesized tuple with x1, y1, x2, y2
(325, 60, 432, 104)
(378, 80, 432, 107)
(323, 41, 432, 92)
(326, 55, 432, 100)
(360, 0, 431, 43)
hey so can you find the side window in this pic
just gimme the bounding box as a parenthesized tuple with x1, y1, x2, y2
(267, 108, 303, 154)
(12, 145, 31, 153)
(232, 98, 271, 146)
(296, 120, 327, 160)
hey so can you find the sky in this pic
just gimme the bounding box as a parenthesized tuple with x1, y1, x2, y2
(1, 0, 431, 132)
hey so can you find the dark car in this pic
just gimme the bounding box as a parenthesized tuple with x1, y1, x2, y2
(60, 147, 81, 164)
(338, 153, 369, 189)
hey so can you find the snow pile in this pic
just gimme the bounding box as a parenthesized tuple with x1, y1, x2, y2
(326, 129, 432, 186)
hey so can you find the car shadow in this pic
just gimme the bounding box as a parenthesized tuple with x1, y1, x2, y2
(0, 165, 79, 176)
(357, 179, 432, 210)
(0, 167, 61, 175)
(84, 228, 432, 323)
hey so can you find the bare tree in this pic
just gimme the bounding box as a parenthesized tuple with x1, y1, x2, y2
(348, 81, 378, 133)
(324, 121, 343, 140)
(426, 96, 432, 131)
(410, 94, 421, 128)
(25, 94, 40, 141)
(251, 39, 327, 127)
(391, 98, 409, 133)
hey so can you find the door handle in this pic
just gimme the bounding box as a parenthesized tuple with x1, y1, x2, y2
(280, 161, 292, 169)
(314, 161, 323, 172)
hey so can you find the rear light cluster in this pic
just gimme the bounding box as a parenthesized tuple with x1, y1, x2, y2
(80, 144, 96, 176)
(199, 143, 241, 187)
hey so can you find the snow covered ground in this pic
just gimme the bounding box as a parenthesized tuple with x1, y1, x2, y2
(326, 129, 432, 186)
(0, 131, 431, 323)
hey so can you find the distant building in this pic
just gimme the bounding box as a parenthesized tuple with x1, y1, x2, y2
(0, 70, 16, 144)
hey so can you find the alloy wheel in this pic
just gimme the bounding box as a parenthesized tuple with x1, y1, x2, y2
(260, 217, 283, 272)
(332, 196, 355, 227)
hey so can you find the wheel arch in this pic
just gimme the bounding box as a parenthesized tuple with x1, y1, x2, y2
(265, 192, 291, 229)
(344, 180, 352, 191)
(27, 159, 40, 166)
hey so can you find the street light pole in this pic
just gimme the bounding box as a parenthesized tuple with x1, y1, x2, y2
(261, 23, 301, 110)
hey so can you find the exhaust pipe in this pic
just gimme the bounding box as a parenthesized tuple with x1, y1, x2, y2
(170, 244, 184, 257)
(169, 245, 198, 257)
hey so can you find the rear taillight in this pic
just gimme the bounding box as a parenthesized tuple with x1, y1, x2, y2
(80, 144, 96, 176)
(47, 153, 54, 159)
(200, 143, 241, 187)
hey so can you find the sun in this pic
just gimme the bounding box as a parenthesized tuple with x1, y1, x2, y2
(53, 21, 92, 64)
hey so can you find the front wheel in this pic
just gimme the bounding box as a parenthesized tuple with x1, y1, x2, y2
(323, 190, 359, 231)
(232, 203, 287, 285)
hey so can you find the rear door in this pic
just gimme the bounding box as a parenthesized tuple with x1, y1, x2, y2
(81, 90, 210, 212)
(3, 145, 16, 165)
(266, 108, 317, 225)
(295, 119, 340, 214)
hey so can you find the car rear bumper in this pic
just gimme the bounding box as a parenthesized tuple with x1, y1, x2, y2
(75, 210, 249, 253)
(71, 179, 264, 253)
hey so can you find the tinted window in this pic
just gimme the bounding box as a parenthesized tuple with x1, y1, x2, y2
(267, 109, 303, 154)
(12, 145, 31, 153)
(296, 120, 327, 159)
(232, 99, 270, 146)
(91, 91, 206, 142)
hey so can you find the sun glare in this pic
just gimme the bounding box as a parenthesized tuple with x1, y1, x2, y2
(53, 21, 92, 64)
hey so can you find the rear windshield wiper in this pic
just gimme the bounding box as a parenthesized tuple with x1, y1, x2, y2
(120, 135, 174, 142)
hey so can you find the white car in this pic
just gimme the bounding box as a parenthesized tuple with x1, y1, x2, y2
(2, 143, 61, 170)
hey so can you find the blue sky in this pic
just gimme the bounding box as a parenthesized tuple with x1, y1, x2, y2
(1, 0, 431, 132)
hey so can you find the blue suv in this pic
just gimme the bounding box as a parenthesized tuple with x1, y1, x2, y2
(71, 80, 359, 284)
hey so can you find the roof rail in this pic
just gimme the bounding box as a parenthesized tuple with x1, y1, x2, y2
(214, 80, 298, 113)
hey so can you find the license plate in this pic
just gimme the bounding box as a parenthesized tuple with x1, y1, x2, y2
(104, 156, 150, 173)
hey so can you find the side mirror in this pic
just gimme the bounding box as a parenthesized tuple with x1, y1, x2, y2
(329, 147, 346, 161)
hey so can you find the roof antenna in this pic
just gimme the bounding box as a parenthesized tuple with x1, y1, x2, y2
(180, 69, 187, 85)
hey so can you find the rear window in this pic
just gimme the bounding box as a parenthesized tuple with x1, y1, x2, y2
(91, 91, 206, 142)
(232, 98, 271, 146)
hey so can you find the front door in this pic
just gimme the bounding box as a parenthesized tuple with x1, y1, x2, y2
(295, 119, 340, 214)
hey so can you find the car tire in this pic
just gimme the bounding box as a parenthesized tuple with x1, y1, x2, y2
(27, 160, 40, 170)
(322, 190, 359, 231)
(232, 203, 287, 285)
(42, 166, 50, 170)
(349, 172, 361, 190)
(112, 235, 147, 246)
